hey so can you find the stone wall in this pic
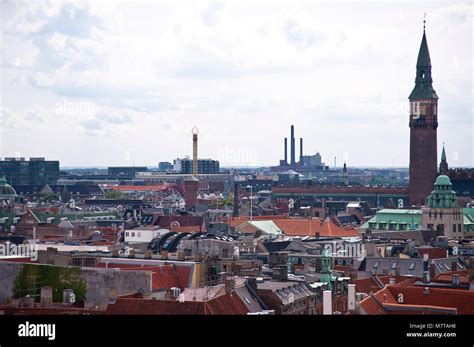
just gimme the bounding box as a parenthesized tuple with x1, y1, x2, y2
(0, 261, 151, 307)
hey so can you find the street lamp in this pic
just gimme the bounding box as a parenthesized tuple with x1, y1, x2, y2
(246, 185, 253, 221)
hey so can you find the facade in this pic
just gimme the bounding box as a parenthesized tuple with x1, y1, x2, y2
(421, 175, 464, 239)
(0, 158, 59, 185)
(173, 158, 219, 174)
(158, 161, 173, 171)
(408, 26, 439, 206)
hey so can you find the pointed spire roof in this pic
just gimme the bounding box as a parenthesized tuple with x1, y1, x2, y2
(409, 19, 438, 100)
(416, 31, 432, 68)
(441, 143, 446, 161)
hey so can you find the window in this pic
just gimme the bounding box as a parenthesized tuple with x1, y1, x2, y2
(125, 232, 129, 237)
(391, 262, 398, 269)
(373, 261, 379, 269)
(409, 263, 415, 270)
(131, 232, 135, 237)
(453, 225, 456, 233)
(137, 232, 141, 237)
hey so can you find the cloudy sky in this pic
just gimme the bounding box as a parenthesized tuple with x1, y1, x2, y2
(0, 0, 472, 168)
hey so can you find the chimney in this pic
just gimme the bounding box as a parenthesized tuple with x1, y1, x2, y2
(451, 261, 457, 272)
(423, 287, 430, 295)
(128, 249, 135, 258)
(246, 277, 257, 293)
(452, 274, 460, 287)
(40, 286, 53, 307)
(389, 277, 396, 286)
(144, 249, 152, 259)
(177, 251, 185, 261)
(225, 278, 235, 294)
(423, 253, 430, 284)
(323, 290, 332, 315)
(290, 125, 295, 166)
(299, 138, 303, 163)
(233, 182, 239, 218)
(284, 138, 288, 165)
(394, 266, 400, 277)
(429, 263, 436, 281)
(161, 250, 168, 260)
(347, 284, 356, 312)
(111, 249, 119, 257)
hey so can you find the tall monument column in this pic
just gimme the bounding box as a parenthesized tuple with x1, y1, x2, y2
(192, 126, 199, 178)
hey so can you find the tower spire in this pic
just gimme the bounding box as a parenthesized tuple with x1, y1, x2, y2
(423, 13, 426, 32)
(409, 20, 438, 100)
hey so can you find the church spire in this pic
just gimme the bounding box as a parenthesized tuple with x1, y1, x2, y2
(409, 16, 438, 100)
(439, 143, 448, 175)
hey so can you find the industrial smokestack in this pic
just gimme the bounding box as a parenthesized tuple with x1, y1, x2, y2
(284, 137, 288, 165)
(299, 138, 303, 164)
(290, 125, 295, 166)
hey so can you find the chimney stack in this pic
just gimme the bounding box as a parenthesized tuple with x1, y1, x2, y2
(451, 261, 457, 272)
(290, 125, 295, 166)
(347, 284, 356, 312)
(423, 253, 430, 284)
(299, 138, 303, 163)
(284, 138, 288, 165)
(323, 290, 332, 315)
(40, 286, 53, 307)
(452, 274, 460, 287)
(225, 278, 235, 294)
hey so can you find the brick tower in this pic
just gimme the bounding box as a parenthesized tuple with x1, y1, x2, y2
(408, 21, 438, 206)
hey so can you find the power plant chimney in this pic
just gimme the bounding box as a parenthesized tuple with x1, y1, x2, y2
(284, 137, 288, 165)
(192, 127, 199, 178)
(290, 125, 295, 166)
(299, 138, 303, 164)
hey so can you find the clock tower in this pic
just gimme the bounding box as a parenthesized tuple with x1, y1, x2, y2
(409, 22, 438, 206)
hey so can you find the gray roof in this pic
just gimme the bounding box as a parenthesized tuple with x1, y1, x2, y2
(363, 256, 467, 278)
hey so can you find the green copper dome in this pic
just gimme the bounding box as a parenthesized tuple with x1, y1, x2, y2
(428, 175, 458, 208)
(0, 176, 17, 198)
(434, 175, 451, 186)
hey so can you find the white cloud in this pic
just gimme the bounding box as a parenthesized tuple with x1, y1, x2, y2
(0, 0, 472, 167)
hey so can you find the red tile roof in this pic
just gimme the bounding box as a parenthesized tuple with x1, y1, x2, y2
(96, 263, 192, 291)
(417, 247, 448, 259)
(388, 286, 474, 315)
(359, 281, 474, 315)
(273, 218, 359, 238)
(106, 298, 206, 315)
(105, 292, 251, 315)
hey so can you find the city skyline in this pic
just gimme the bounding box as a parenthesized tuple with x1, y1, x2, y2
(1, 0, 472, 167)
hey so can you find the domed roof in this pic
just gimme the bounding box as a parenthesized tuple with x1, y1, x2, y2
(0, 177, 17, 198)
(434, 175, 452, 186)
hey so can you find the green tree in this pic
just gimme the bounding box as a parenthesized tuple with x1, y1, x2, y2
(13, 264, 87, 302)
